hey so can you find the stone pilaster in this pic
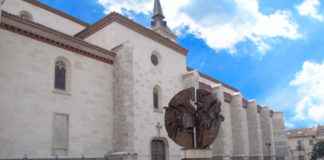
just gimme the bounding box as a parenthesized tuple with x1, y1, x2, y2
(272, 112, 289, 160)
(247, 100, 263, 160)
(110, 43, 137, 159)
(260, 107, 275, 160)
(183, 70, 200, 89)
(211, 84, 233, 160)
(230, 93, 249, 160)
(269, 111, 276, 160)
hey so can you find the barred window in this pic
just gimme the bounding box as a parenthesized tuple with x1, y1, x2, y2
(55, 60, 67, 90)
(153, 86, 160, 110)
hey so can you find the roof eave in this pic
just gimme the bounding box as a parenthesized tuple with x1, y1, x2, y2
(74, 12, 188, 56)
(1, 11, 116, 64)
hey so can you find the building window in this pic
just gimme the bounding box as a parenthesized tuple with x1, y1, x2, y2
(309, 139, 314, 145)
(151, 51, 161, 66)
(151, 139, 166, 160)
(52, 113, 69, 156)
(297, 140, 304, 151)
(151, 54, 159, 66)
(55, 60, 67, 90)
(153, 85, 161, 110)
(19, 10, 33, 21)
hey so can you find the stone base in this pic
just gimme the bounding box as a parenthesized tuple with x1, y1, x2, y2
(211, 156, 224, 160)
(182, 149, 212, 160)
(232, 156, 250, 160)
(105, 152, 137, 160)
(249, 156, 263, 160)
(0, 158, 105, 160)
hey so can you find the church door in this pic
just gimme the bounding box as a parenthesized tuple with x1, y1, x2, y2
(151, 139, 166, 160)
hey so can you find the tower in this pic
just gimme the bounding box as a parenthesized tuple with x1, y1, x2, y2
(151, 0, 177, 42)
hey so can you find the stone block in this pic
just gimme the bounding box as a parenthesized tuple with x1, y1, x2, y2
(183, 149, 213, 160)
(106, 152, 137, 160)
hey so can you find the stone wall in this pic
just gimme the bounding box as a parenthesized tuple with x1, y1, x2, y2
(0, 29, 114, 158)
(272, 112, 288, 160)
(86, 22, 187, 160)
(2, 0, 85, 35)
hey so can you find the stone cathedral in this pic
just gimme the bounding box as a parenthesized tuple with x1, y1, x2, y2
(0, 0, 288, 160)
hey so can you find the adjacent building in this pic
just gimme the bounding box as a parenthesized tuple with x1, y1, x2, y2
(0, 0, 288, 160)
(287, 125, 324, 160)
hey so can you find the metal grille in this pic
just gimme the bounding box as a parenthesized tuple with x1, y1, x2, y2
(153, 87, 159, 109)
(151, 140, 166, 160)
(55, 61, 66, 90)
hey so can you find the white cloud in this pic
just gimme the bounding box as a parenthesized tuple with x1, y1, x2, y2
(290, 61, 324, 123)
(262, 61, 324, 127)
(297, 0, 323, 21)
(285, 121, 295, 129)
(97, 0, 300, 55)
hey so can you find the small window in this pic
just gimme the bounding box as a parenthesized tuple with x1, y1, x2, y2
(309, 139, 314, 145)
(297, 140, 303, 145)
(19, 11, 33, 21)
(151, 54, 159, 66)
(297, 140, 304, 150)
(55, 60, 67, 90)
(153, 85, 161, 110)
(151, 139, 166, 160)
(151, 51, 161, 66)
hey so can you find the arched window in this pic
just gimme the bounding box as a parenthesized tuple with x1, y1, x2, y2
(153, 85, 161, 110)
(54, 59, 67, 91)
(151, 139, 166, 160)
(19, 11, 33, 21)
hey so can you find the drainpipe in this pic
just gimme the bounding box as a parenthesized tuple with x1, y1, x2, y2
(0, 0, 6, 23)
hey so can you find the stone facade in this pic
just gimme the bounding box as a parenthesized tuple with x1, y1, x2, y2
(230, 93, 249, 160)
(211, 84, 233, 160)
(0, 29, 114, 159)
(260, 108, 276, 160)
(272, 112, 289, 160)
(247, 100, 263, 160)
(0, 0, 288, 160)
(287, 126, 324, 160)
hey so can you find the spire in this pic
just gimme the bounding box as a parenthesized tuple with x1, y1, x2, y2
(153, 0, 164, 19)
(151, 0, 177, 42)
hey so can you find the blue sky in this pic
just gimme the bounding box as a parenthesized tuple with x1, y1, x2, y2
(40, 0, 324, 129)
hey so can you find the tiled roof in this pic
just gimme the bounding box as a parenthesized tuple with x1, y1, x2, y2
(287, 127, 317, 138)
